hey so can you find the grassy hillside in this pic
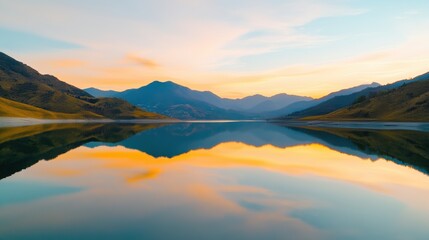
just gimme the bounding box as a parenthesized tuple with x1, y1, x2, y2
(0, 52, 166, 119)
(286, 72, 429, 120)
(305, 79, 429, 121)
(0, 97, 101, 119)
(90, 97, 166, 119)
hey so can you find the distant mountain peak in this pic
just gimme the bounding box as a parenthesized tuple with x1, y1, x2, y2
(318, 82, 382, 101)
(145, 80, 184, 90)
(241, 94, 265, 100)
(148, 80, 176, 85)
(87, 80, 314, 118)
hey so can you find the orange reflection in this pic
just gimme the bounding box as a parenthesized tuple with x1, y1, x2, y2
(9, 141, 429, 236)
(126, 169, 160, 183)
(17, 141, 427, 220)
(50, 142, 429, 193)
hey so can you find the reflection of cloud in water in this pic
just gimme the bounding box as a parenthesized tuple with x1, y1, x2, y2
(68, 143, 429, 195)
(2, 122, 429, 182)
(0, 180, 81, 207)
(2, 133, 429, 239)
(126, 169, 160, 183)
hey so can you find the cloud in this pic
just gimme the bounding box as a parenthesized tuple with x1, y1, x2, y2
(126, 54, 159, 69)
(0, 0, 363, 69)
(2, 1, 428, 98)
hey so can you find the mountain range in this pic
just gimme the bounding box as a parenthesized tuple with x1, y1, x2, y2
(85, 80, 383, 120)
(1, 51, 428, 121)
(84, 72, 429, 121)
(288, 72, 429, 121)
(86, 81, 314, 119)
(306, 75, 429, 121)
(0, 52, 166, 119)
(260, 82, 382, 118)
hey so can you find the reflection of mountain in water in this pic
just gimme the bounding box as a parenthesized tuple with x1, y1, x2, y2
(99, 122, 429, 175)
(291, 127, 429, 174)
(91, 122, 318, 157)
(0, 124, 159, 179)
(1, 122, 428, 180)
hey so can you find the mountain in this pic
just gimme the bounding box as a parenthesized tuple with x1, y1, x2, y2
(205, 93, 312, 112)
(84, 87, 119, 98)
(113, 81, 250, 119)
(320, 82, 381, 102)
(85, 81, 311, 119)
(307, 76, 429, 121)
(221, 94, 268, 110)
(244, 93, 313, 113)
(0, 52, 165, 119)
(287, 72, 429, 120)
(263, 82, 381, 118)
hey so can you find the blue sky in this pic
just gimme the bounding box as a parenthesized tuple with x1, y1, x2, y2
(0, 0, 428, 97)
(0, 27, 82, 51)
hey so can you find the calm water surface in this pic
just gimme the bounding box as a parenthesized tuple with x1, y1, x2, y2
(0, 122, 429, 240)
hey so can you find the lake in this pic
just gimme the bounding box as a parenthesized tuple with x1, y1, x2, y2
(1, 122, 429, 240)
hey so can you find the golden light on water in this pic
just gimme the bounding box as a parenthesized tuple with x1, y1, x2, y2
(24, 142, 429, 211)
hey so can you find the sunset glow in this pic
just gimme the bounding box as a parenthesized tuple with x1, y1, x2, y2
(2, 0, 429, 97)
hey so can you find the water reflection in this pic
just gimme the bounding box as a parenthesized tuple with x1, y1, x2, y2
(0, 122, 429, 239)
(288, 126, 429, 174)
(1, 122, 428, 179)
(0, 123, 160, 179)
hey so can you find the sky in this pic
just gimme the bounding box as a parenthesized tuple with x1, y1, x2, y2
(1, 0, 429, 98)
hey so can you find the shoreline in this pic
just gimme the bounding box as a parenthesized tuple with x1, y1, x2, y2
(0, 117, 182, 128)
(271, 120, 429, 132)
(0, 117, 264, 128)
(1, 117, 429, 131)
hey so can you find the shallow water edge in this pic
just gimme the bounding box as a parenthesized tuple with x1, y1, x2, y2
(1, 117, 429, 131)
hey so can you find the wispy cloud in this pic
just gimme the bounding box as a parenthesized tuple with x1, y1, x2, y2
(126, 54, 159, 69)
(1, 0, 428, 97)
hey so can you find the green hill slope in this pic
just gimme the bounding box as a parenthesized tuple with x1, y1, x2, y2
(306, 79, 429, 121)
(0, 52, 166, 119)
(286, 72, 429, 120)
(0, 97, 101, 119)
